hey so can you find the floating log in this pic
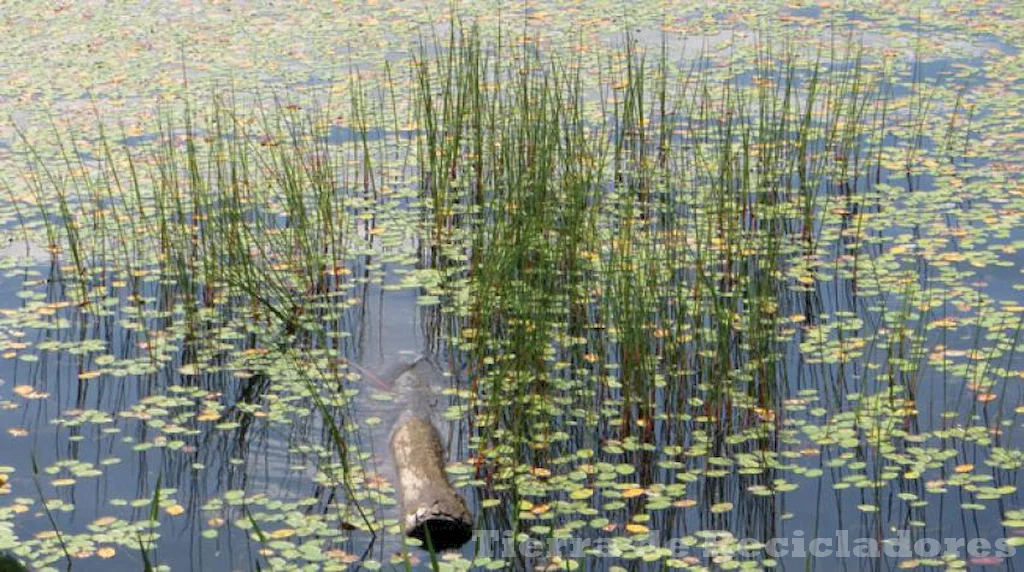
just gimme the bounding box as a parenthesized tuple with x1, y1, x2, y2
(390, 411, 473, 551)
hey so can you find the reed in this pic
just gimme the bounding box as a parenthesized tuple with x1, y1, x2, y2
(11, 21, 997, 568)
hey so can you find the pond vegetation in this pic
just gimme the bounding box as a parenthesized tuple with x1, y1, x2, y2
(1, 3, 1023, 571)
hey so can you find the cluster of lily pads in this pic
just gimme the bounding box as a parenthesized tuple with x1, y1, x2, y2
(0, 4, 1022, 572)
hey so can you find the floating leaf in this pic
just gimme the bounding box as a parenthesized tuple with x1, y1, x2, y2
(196, 410, 220, 422)
(166, 504, 185, 516)
(569, 488, 594, 500)
(96, 547, 116, 559)
(710, 502, 733, 513)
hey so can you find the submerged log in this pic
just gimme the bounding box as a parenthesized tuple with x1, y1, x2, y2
(390, 412, 473, 550)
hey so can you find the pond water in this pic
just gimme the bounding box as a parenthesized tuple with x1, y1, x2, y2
(0, 260, 433, 570)
(2, 2, 1024, 572)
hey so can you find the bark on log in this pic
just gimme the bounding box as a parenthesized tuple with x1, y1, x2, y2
(390, 413, 473, 551)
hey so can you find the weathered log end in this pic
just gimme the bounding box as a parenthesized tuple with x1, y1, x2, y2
(406, 510, 474, 552)
(390, 414, 473, 551)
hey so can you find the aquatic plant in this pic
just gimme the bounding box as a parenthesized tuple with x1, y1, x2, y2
(1, 11, 1021, 571)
